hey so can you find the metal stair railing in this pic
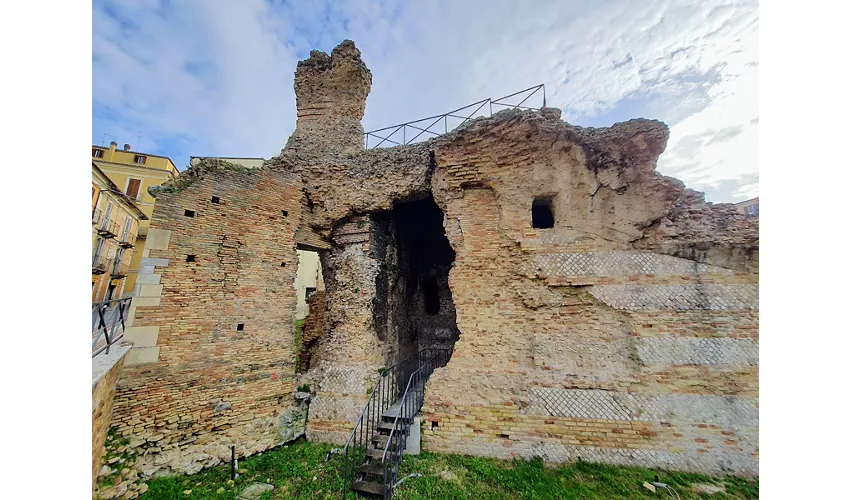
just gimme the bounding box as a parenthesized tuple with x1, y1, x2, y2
(340, 347, 452, 498)
(340, 350, 421, 498)
(379, 348, 451, 499)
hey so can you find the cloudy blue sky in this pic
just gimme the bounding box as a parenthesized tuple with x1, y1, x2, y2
(92, 0, 758, 202)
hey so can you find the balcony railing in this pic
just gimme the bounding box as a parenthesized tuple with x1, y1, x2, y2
(97, 219, 120, 238)
(111, 260, 130, 278)
(118, 230, 137, 248)
(92, 255, 112, 275)
(92, 297, 132, 357)
(364, 84, 546, 149)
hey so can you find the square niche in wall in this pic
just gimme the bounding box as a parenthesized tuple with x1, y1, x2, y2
(532, 196, 555, 229)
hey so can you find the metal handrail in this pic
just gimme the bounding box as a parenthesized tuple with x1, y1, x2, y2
(340, 347, 451, 498)
(341, 352, 417, 498)
(92, 254, 112, 274)
(92, 297, 132, 357)
(98, 219, 120, 238)
(364, 84, 545, 149)
(111, 259, 131, 277)
(379, 348, 450, 498)
(119, 230, 137, 248)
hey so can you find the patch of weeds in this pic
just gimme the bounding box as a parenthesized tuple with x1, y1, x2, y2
(96, 427, 143, 498)
(296, 384, 311, 393)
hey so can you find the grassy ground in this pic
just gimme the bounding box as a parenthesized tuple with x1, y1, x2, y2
(140, 439, 757, 499)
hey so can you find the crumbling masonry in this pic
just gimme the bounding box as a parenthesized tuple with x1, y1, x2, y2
(112, 40, 758, 480)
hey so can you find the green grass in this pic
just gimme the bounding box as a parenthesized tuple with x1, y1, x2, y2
(140, 439, 757, 499)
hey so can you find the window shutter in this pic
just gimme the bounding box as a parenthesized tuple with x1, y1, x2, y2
(127, 178, 141, 199)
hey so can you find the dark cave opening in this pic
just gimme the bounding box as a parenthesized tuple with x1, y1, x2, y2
(372, 195, 459, 367)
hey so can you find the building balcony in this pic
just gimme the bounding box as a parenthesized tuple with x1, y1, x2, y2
(111, 260, 131, 278)
(92, 208, 101, 225)
(92, 255, 112, 275)
(96, 219, 120, 239)
(118, 231, 137, 248)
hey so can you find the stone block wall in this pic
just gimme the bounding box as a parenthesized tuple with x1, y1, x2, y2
(111, 163, 307, 477)
(93, 344, 131, 495)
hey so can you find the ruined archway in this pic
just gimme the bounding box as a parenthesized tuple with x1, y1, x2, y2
(372, 195, 459, 367)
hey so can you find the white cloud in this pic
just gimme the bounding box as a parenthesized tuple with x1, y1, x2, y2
(93, 0, 758, 201)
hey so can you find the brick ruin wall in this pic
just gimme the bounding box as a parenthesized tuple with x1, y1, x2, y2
(419, 111, 758, 475)
(112, 164, 309, 477)
(111, 40, 758, 478)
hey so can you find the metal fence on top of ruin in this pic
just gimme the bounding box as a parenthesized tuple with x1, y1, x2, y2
(364, 84, 546, 149)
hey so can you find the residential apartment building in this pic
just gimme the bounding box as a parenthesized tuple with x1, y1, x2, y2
(92, 163, 148, 302)
(92, 141, 179, 294)
(735, 196, 759, 220)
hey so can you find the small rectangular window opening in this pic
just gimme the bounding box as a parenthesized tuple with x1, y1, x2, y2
(186, 255, 196, 262)
(532, 197, 555, 229)
(211, 196, 220, 204)
(236, 323, 245, 331)
(281, 210, 288, 217)
(280, 262, 286, 267)
(184, 209, 195, 217)
(93, 149, 104, 158)
(134, 154, 146, 164)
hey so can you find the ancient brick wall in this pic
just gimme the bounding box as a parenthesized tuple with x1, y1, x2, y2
(106, 40, 759, 479)
(304, 216, 386, 444)
(418, 110, 758, 475)
(111, 163, 307, 476)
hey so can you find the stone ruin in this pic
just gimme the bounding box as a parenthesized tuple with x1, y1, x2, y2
(112, 40, 759, 480)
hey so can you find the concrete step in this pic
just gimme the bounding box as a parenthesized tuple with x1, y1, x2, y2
(352, 480, 386, 496)
(371, 434, 401, 450)
(359, 461, 391, 477)
(365, 448, 391, 460)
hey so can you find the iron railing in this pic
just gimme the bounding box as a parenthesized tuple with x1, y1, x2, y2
(340, 347, 451, 498)
(364, 84, 545, 149)
(97, 219, 120, 239)
(118, 230, 137, 248)
(378, 348, 451, 498)
(92, 254, 112, 275)
(92, 297, 132, 357)
(111, 259, 130, 278)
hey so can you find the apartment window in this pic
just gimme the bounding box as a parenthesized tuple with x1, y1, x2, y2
(126, 178, 142, 199)
(93, 148, 104, 158)
(745, 204, 759, 218)
(94, 238, 105, 259)
(122, 217, 133, 241)
(134, 155, 146, 165)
